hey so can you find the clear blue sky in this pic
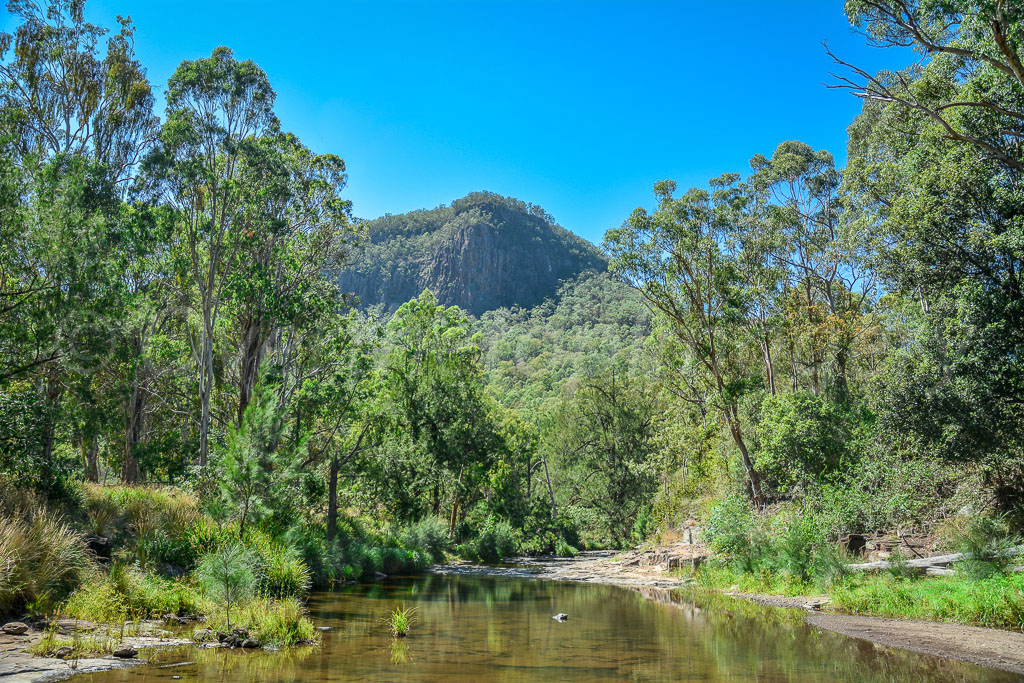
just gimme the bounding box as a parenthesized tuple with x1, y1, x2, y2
(62, 1, 899, 244)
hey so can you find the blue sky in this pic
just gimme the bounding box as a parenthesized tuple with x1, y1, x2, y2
(59, 1, 901, 244)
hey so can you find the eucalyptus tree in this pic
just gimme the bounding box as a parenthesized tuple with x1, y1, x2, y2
(839, 1, 1024, 498)
(605, 176, 765, 505)
(749, 141, 873, 400)
(142, 47, 279, 467)
(226, 131, 354, 428)
(0, 0, 157, 184)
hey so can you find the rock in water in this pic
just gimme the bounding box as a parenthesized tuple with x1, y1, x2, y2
(2, 621, 29, 635)
(552, 613, 568, 622)
(113, 646, 138, 658)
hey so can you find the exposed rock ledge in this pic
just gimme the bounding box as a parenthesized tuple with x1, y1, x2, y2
(0, 620, 192, 683)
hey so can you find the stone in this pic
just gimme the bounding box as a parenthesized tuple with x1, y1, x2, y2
(2, 621, 29, 635)
(240, 638, 260, 649)
(374, 572, 387, 579)
(315, 626, 332, 631)
(112, 646, 138, 659)
(551, 613, 568, 622)
(230, 628, 249, 639)
(54, 646, 74, 659)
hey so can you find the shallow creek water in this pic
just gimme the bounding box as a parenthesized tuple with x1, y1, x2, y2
(75, 573, 1016, 682)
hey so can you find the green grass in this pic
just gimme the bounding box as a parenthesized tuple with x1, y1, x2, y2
(831, 573, 1024, 630)
(206, 597, 318, 646)
(383, 604, 418, 637)
(60, 564, 203, 622)
(694, 564, 1024, 630)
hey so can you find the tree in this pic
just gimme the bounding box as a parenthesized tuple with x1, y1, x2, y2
(197, 542, 256, 629)
(840, 0, 1024, 506)
(547, 371, 659, 546)
(143, 46, 278, 467)
(605, 176, 766, 505)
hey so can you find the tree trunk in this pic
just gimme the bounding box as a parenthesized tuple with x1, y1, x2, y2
(82, 435, 98, 483)
(123, 383, 145, 483)
(542, 454, 558, 522)
(327, 452, 340, 543)
(726, 405, 764, 507)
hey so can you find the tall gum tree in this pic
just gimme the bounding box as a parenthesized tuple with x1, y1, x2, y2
(142, 47, 278, 467)
(604, 176, 765, 506)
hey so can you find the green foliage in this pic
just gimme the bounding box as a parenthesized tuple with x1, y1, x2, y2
(400, 517, 449, 563)
(383, 604, 418, 638)
(755, 393, 869, 498)
(207, 596, 317, 647)
(197, 542, 257, 628)
(954, 516, 1022, 581)
(469, 517, 520, 563)
(61, 563, 202, 622)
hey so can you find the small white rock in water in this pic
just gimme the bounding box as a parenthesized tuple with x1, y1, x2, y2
(552, 613, 568, 622)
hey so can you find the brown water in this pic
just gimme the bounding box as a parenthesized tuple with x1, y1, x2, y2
(77, 574, 1017, 682)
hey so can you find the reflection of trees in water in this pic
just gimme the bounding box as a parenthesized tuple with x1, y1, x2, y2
(113, 578, 1013, 682)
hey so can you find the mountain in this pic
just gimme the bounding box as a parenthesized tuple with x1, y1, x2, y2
(336, 192, 608, 316)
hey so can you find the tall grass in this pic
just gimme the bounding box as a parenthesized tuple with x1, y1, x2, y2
(60, 563, 203, 622)
(0, 506, 89, 616)
(383, 605, 418, 637)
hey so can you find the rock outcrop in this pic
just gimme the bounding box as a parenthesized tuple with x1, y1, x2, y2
(336, 192, 607, 316)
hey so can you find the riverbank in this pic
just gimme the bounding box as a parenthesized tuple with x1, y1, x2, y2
(431, 547, 1024, 677)
(0, 620, 193, 683)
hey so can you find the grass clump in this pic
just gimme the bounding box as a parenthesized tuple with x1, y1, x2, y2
(954, 515, 1022, 580)
(0, 506, 89, 615)
(383, 604, 418, 637)
(60, 563, 202, 622)
(207, 597, 318, 646)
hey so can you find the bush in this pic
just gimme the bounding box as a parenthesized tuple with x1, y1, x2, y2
(401, 517, 449, 562)
(704, 494, 764, 572)
(473, 518, 519, 562)
(955, 515, 1021, 580)
(554, 538, 578, 558)
(245, 531, 311, 598)
(755, 392, 867, 499)
(0, 506, 89, 615)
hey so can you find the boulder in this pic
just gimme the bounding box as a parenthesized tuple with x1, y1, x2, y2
(2, 621, 29, 635)
(54, 646, 74, 659)
(240, 638, 260, 649)
(113, 646, 138, 659)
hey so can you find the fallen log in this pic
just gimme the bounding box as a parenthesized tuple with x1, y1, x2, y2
(845, 545, 1024, 573)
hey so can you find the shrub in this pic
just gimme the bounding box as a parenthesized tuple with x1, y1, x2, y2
(473, 518, 519, 562)
(755, 392, 867, 499)
(955, 515, 1022, 580)
(554, 538, 578, 558)
(245, 531, 311, 598)
(401, 517, 449, 562)
(704, 494, 764, 572)
(0, 506, 89, 615)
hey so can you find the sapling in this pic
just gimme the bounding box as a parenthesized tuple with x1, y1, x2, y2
(198, 542, 256, 629)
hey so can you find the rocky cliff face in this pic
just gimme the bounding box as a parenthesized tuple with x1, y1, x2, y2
(335, 192, 607, 316)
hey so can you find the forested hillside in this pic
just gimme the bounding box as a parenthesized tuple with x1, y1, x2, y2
(336, 192, 607, 315)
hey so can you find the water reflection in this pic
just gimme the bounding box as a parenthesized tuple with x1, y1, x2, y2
(76, 575, 1017, 682)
